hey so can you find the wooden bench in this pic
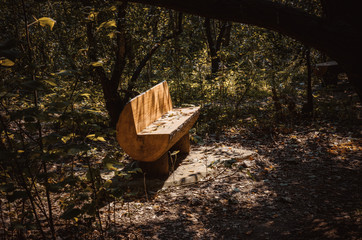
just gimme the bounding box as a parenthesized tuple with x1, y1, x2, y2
(314, 61, 343, 85)
(116, 81, 200, 176)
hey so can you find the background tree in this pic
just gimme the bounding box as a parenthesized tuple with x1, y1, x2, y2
(129, 0, 362, 100)
(0, 0, 360, 238)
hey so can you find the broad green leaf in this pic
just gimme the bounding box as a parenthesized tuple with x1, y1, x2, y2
(97, 20, 116, 31)
(104, 179, 112, 188)
(13, 223, 26, 230)
(86, 109, 103, 114)
(105, 163, 117, 170)
(0, 183, 14, 192)
(170, 150, 180, 156)
(107, 32, 116, 39)
(102, 154, 121, 171)
(87, 10, 98, 21)
(80, 93, 91, 100)
(61, 205, 83, 220)
(38, 17, 56, 30)
(96, 136, 106, 142)
(78, 48, 88, 54)
(0, 58, 15, 67)
(86, 134, 106, 142)
(61, 133, 76, 143)
(108, 5, 117, 11)
(90, 61, 103, 67)
(67, 148, 84, 156)
(42, 133, 62, 145)
(86, 134, 95, 139)
(7, 191, 28, 202)
(43, 79, 57, 87)
(86, 167, 100, 181)
(54, 70, 74, 76)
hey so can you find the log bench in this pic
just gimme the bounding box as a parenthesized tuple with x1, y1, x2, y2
(116, 81, 200, 176)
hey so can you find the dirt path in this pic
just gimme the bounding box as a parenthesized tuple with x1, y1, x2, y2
(90, 123, 361, 240)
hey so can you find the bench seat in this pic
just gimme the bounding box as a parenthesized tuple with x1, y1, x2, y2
(116, 81, 200, 170)
(138, 107, 200, 135)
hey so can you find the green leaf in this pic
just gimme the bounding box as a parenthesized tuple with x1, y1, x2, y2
(87, 10, 98, 21)
(61, 205, 83, 220)
(223, 158, 236, 168)
(97, 20, 116, 31)
(54, 70, 74, 76)
(42, 133, 62, 145)
(48, 183, 62, 193)
(108, 5, 117, 11)
(107, 32, 116, 39)
(38, 17, 56, 30)
(90, 60, 104, 67)
(102, 154, 122, 170)
(7, 191, 28, 202)
(0, 58, 15, 67)
(80, 93, 91, 98)
(246, 169, 256, 181)
(96, 136, 106, 142)
(105, 163, 116, 170)
(13, 223, 26, 230)
(61, 133, 76, 143)
(43, 79, 57, 87)
(0, 183, 15, 192)
(86, 134, 106, 142)
(170, 150, 180, 156)
(67, 148, 84, 156)
(86, 167, 101, 181)
(104, 179, 112, 188)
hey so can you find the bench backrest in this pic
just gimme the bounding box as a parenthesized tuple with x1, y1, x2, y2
(127, 81, 173, 133)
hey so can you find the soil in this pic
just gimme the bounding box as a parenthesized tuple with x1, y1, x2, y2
(86, 121, 361, 240)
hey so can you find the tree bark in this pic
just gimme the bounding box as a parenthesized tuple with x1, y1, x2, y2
(86, 3, 128, 127)
(302, 47, 313, 115)
(125, 12, 183, 99)
(204, 18, 219, 76)
(204, 19, 229, 76)
(128, 0, 362, 100)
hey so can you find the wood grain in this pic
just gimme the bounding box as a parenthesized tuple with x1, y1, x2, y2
(116, 81, 200, 162)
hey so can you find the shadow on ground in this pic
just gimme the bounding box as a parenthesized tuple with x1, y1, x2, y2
(109, 122, 361, 240)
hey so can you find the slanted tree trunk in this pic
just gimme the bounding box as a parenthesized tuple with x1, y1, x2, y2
(86, 3, 127, 126)
(87, 3, 183, 126)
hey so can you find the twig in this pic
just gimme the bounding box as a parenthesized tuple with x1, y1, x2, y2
(143, 173, 149, 202)
(21, 0, 55, 238)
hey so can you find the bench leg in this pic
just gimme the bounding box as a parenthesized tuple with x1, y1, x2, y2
(138, 133, 190, 177)
(173, 132, 190, 153)
(139, 153, 169, 177)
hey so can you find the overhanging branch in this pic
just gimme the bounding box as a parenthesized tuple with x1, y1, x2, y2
(127, 0, 360, 64)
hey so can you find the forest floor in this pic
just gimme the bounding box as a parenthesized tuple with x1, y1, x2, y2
(79, 119, 361, 240)
(2, 83, 361, 239)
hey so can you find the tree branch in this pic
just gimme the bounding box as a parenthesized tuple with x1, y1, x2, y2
(126, 12, 183, 96)
(128, 0, 362, 100)
(127, 0, 361, 63)
(110, 2, 128, 88)
(215, 21, 227, 52)
(204, 18, 216, 57)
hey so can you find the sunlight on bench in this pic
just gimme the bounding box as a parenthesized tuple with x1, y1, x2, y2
(116, 81, 200, 175)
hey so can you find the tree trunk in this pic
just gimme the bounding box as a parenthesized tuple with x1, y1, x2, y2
(204, 18, 220, 76)
(86, 3, 128, 127)
(204, 19, 229, 77)
(302, 47, 313, 115)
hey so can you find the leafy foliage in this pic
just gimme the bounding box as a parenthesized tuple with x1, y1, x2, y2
(0, 0, 360, 239)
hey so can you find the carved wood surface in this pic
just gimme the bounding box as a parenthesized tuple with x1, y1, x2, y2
(116, 81, 200, 162)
